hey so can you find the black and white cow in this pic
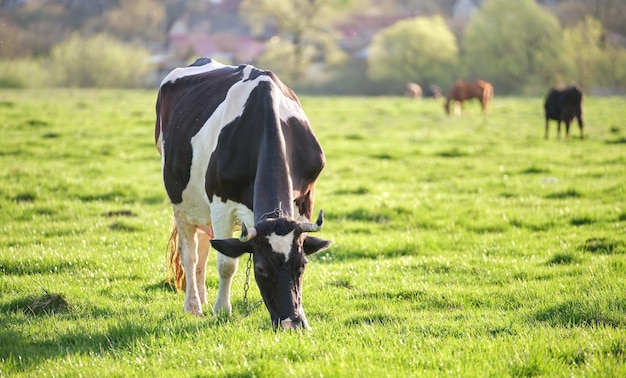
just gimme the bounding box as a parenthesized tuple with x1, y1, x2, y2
(544, 85, 584, 139)
(155, 58, 332, 330)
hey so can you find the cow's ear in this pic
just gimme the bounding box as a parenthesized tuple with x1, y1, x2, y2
(210, 239, 251, 258)
(303, 236, 332, 255)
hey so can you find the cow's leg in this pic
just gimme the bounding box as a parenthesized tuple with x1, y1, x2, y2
(565, 120, 571, 139)
(454, 101, 461, 116)
(545, 119, 549, 139)
(174, 214, 203, 315)
(195, 228, 212, 305)
(557, 121, 562, 139)
(211, 217, 238, 316)
(577, 115, 584, 139)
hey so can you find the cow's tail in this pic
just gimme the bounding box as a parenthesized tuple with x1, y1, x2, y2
(166, 218, 186, 291)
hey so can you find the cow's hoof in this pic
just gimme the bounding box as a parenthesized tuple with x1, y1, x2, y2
(184, 303, 203, 316)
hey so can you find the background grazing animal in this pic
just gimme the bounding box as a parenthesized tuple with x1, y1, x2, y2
(155, 57, 332, 330)
(423, 85, 442, 99)
(544, 85, 584, 139)
(444, 80, 493, 117)
(404, 82, 422, 98)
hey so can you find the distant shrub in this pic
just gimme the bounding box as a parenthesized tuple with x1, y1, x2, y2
(0, 58, 50, 88)
(49, 33, 153, 88)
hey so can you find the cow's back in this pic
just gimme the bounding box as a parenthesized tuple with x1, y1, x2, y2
(156, 58, 325, 221)
(157, 63, 247, 204)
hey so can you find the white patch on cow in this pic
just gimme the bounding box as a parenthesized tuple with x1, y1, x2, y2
(160, 60, 226, 86)
(209, 196, 253, 236)
(277, 92, 309, 124)
(293, 207, 309, 223)
(268, 230, 295, 262)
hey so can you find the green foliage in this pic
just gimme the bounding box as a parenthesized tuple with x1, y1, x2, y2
(463, 0, 569, 94)
(49, 33, 153, 88)
(0, 90, 625, 376)
(564, 16, 606, 90)
(240, 0, 357, 83)
(86, 0, 166, 44)
(256, 39, 315, 84)
(564, 16, 626, 92)
(368, 15, 458, 90)
(0, 58, 50, 88)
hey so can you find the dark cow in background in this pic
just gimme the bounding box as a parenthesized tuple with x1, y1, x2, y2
(405, 82, 422, 98)
(444, 80, 493, 117)
(544, 85, 584, 139)
(405, 83, 441, 99)
(424, 85, 442, 99)
(155, 58, 332, 330)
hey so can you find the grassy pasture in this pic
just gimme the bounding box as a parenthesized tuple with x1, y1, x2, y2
(0, 89, 625, 377)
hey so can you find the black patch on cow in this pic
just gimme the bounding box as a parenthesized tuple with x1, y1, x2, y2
(189, 57, 213, 67)
(243, 65, 268, 82)
(160, 66, 244, 203)
(204, 80, 325, 221)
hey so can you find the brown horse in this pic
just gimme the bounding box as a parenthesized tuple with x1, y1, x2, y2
(444, 80, 493, 117)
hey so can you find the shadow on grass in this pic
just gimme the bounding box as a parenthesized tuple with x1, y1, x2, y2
(520, 165, 550, 174)
(578, 237, 624, 254)
(545, 188, 583, 199)
(533, 298, 626, 328)
(0, 320, 154, 372)
(605, 137, 626, 144)
(144, 279, 177, 293)
(344, 313, 399, 326)
(570, 216, 595, 226)
(436, 147, 470, 158)
(0, 258, 90, 276)
(2, 291, 71, 316)
(0, 293, 252, 374)
(546, 252, 583, 266)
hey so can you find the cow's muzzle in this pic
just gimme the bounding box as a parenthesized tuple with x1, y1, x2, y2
(275, 316, 310, 331)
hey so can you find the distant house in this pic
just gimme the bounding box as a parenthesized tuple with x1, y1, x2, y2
(452, 0, 483, 19)
(336, 14, 408, 58)
(161, 0, 265, 71)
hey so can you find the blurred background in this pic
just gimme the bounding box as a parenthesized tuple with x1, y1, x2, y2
(1, 0, 625, 95)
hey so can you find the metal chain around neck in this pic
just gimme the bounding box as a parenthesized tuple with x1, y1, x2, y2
(258, 203, 284, 223)
(242, 253, 263, 316)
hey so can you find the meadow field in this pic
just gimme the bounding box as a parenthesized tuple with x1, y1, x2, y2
(0, 89, 625, 377)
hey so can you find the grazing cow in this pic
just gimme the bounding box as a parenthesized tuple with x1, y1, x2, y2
(424, 85, 442, 99)
(405, 82, 422, 98)
(544, 85, 584, 139)
(155, 58, 332, 330)
(444, 80, 493, 117)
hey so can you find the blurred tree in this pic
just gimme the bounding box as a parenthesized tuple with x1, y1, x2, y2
(239, 0, 361, 83)
(367, 15, 459, 92)
(554, 0, 626, 36)
(462, 0, 569, 94)
(4, 1, 70, 56)
(0, 17, 30, 58)
(49, 33, 153, 88)
(564, 16, 626, 92)
(83, 0, 166, 44)
(563, 16, 605, 90)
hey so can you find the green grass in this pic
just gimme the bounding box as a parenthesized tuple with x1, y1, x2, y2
(1, 89, 625, 377)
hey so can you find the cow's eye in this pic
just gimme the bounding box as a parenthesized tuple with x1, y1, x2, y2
(255, 265, 269, 277)
(298, 262, 307, 274)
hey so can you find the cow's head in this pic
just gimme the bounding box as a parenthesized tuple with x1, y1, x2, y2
(210, 210, 332, 330)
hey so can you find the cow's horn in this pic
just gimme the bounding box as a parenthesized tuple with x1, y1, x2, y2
(300, 210, 324, 232)
(240, 222, 257, 242)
